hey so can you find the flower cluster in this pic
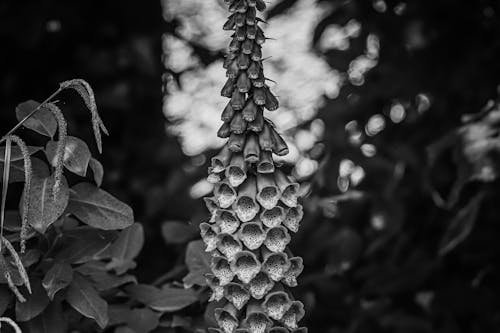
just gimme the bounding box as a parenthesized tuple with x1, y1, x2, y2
(202, 1, 306, 332)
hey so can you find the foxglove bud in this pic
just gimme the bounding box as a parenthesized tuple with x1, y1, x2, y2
(218, 122, 231, 138)
(238, 53, 250, 69)
(242, 39, 254, 54)
(247, 25, 257, 39)
(252, 71, 265, 88)
(257, 151, 274, 173)
(248, 108, 264, 132)
(229, 38, 241, 52)
(259, 123, 274, 150)
(247, 61, 260, 79)
(224, 14, 236, 30)
(228, 132, 246, 152)
(212, 144, 232, 173)
(255, 26, 266, 45)
(264, 87, 279, 111)
(251, 44, 262, 61)
(270, 127, 289, 155)
(243, 133, 260, 163)
(227, 59, 240, 78)
(237, 71, 252, 93)
(230, 111, 247, 134)
(242, 100, 259, 121)
(246, 7, 257, 25)
(235, 12, 246, 27)
(255, 0, 267, 11)
(221, 78, 236, 97)
(236, 26, 247, 41)
(231, 90, 246, 110)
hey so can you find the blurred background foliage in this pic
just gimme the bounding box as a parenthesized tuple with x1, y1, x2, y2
(2, 0, 500, 332)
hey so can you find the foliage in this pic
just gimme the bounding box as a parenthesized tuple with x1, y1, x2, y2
(0, 82, 203, 333)
(1, 0, 500, 333)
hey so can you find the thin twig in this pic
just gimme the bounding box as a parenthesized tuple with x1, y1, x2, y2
(0, 88, 62, 145)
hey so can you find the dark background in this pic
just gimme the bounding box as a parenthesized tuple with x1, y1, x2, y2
(2, 0, 500, 332)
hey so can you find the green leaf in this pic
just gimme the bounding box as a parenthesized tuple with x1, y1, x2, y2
(108, 306, 160, 333)
(67, 183, 134, 230)
(183, 240, 211, 287)
(89, 158, 104, 186)
(127, 308, 160, 333)
(15, 100, 58, 137)
(161, 221, 197, 244)
(15, 279, 50, 322)
(0, 158, 49, 184)
(66, 273, 109, 329)
(55, 227, 117, 264)
(23, 301, 67, 333)
(22, 174, 69, 233)
(0, 146, 41, 162)
(42, 262, 73, 300)
(104, 223, 144, 275)
(46, 136, 91, 177)
(126, 284, 198, 312)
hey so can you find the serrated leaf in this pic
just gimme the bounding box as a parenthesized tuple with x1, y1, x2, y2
(89, 158, 104, 186)
(0, 146, 41, 162)
(22, 174, 69, 234)
(104, 223, 144, 275)
(67, 183, 134, 230)
(66, 273, 108, 329)
(439, 194, 484, 256)
(23, 301, 67, 333)
(161, 221, 197, 244)
(126, 284, 198, 312)
(183, 240, 211, 287)
(15, 100, 58, 137)
(15, 279, 50, 322)
(46, 136, 91, 177)
(42, 262, 73, 300)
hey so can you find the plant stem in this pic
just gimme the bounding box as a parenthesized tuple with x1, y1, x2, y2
(0, 88, 62, 144)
